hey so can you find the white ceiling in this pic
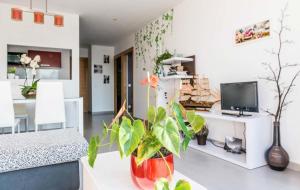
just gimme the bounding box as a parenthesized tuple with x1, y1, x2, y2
(0, 0, 183, 46)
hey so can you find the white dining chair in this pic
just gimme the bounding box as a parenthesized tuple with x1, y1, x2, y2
(0, 81, 20, 134)
(35, 81, 66, 132)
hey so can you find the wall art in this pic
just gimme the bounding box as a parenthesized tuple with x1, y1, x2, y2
(235, 20, 270, 44)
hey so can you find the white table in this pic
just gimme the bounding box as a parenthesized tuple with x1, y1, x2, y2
(81, 152, 207, 190)
(13, 97, 84, 135)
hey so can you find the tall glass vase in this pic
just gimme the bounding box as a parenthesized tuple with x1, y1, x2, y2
(266, 122, 289, 171)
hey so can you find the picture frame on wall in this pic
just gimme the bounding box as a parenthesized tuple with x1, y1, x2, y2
(235, 20, 270, 44)
(104, 75, 110, 84)
(104, 55, 110, 64)
(94, 64, 103, 74)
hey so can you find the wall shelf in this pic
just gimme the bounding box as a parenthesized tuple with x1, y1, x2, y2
(162, 57, 194, 64)
(159, 75, 194, 80)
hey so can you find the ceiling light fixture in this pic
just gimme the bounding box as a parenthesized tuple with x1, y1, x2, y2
(54, 15, 64, 27)
(34, 12, 44, 24)
(10, 0, 64, 27)
(11, 8, 23, 21)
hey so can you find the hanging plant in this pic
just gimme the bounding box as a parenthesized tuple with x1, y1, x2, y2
(135, 9, 174, 69)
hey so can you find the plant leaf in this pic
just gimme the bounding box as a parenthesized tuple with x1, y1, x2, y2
(155, 178, 170, 190)
(156, 107, 167, 123)
(119, 117, 145, 156)
(175, 180, 191, 190)
(137, 135, 161, 165)
(172, 103, 190, 138)
(148, 105, 156, 124)
(110, 122, 119, 146)
(153, 117, 180, 156)
(88, 136, 100, 168)
(186, 111, 205, 133)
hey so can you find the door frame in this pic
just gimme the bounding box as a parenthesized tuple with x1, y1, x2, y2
(114, 47, 134, 115)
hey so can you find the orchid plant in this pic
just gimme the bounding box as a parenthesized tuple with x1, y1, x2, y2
(88, 72, 205, 190)
(20, 54, 41, 98)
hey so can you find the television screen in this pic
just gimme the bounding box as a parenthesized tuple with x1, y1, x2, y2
(221, 81, 258, 113)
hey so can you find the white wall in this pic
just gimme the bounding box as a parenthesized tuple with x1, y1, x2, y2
(90, 45, 114, 113)
(114, 0, 300, 165)
(0, 3, 79, 98)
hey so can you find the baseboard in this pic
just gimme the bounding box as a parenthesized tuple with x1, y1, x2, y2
(91, 111, 114, 115)
(288, 161, 300, 172)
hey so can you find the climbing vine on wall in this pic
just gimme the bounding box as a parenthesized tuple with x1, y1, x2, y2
(134, 9, 174, 69)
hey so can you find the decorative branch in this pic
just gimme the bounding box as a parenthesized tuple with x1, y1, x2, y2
(262, 4, 300, 123)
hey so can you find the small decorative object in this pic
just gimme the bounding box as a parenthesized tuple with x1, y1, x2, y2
(153, 50, 173, 76)
(224, 137, 243, 154)
(179, 76, 220, 110)
(196, 125, 209, 145)
(88, 72, 205, 190)
(261, 5, 299, 171)
(20, 54, 41, 99)
(7, 67, 16, 79)
(104, 55, 110, 64)
(94, 64, 103, 74)
(235, 20, 270, 44)
(103, 75, 110, 84)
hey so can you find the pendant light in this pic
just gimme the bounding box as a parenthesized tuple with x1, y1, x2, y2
(34, 12, 44, 24)
(11, 8, 23, 21)
(54, 15, 64, 27)
(10, 0, 64, 27)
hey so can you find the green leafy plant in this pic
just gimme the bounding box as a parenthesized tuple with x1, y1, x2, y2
(7, 67, 16, 74)
(153, 50, 173, 75)
(21, 79, 39, 98)
(155, 178, 191, 190)
(88, 73, 205, 190)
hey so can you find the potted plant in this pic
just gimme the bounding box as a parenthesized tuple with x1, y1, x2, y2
(196, 125, 209, 145)
(19, 54, 41, 99)
(88, 73, 205, 190)
(7, 67, 16, 79)
(261, 5, 300, 171)
(153, 50, 173, 76)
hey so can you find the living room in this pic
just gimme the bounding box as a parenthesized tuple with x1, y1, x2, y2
(0, 0, 300, 190)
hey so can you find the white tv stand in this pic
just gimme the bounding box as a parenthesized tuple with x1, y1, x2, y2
(189, 111, 272, 169)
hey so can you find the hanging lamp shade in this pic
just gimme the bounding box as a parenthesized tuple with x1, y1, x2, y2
(11, 8, 23, 21)
(54, 15, 64, 27)
(34, 12, 44, 24)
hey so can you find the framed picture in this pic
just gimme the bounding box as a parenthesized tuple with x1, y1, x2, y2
(94, 64, 103, 74)
(104, 55, 110, 64)
(104, 75, 110, 84)
(235, 20, 270, 44)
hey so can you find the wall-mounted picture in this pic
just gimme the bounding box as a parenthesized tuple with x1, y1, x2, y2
(104, 75, 110, 84)
(94, 64, 103, 74)
(104, 55, 110, 64)
(235, 20, 270, 44)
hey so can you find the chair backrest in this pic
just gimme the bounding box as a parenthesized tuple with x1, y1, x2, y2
(0, 81, 15, 127)
(35, 81, 66, 125)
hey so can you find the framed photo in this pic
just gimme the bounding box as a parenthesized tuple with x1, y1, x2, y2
(94, 64, 103, 74)
(235, 20, 270, 44)
(104, 75, 110, 84)
(104, 55, 110, 64)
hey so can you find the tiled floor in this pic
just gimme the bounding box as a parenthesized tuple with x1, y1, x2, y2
(84, 113, 300, 190)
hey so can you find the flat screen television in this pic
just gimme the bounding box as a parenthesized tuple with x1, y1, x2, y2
(221, 81, 258, 116)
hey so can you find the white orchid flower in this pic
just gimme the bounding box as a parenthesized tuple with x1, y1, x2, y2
(30, 60, 40, 69)
(24, 56, 32, 64)
(33, 55, 41, 63)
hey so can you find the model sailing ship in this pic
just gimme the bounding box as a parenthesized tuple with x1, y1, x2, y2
(179, 75, 220, 110)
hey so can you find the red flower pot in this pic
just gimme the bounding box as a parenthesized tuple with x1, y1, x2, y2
(130, 154, 174, 190)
